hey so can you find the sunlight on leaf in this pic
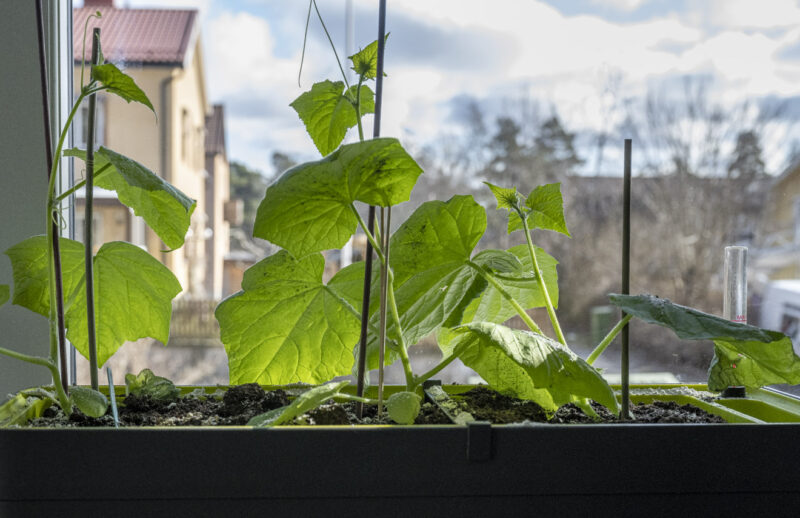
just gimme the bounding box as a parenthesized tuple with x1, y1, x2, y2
(290, 80, 375, 155)
(65, 147, 196, 250)
(254, 138, 422, 256)
(6, 237, 181, 366)
(445, 322, 619, 412)
(216, 252, 360, 385)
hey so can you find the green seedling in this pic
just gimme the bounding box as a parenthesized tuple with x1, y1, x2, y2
(0, 20, 193, 421)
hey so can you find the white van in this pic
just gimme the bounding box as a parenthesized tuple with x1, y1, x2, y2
(760, 280, 800, 354)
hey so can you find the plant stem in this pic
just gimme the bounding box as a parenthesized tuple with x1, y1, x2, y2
(84, 28, 101, 390)
(518, 210, 567, 345)
(354, 76, 365, 142)
(312, 0, 350, 90)
(36, 0, 69, 394)
(44, 88, 86, 394)
(586, 314, 633, 365)
(56, 163, 112, 203)
(351, 205, 385, 264)
(467, 260, 543, 334)
(0, 347, 71, 414)
(386, 281, 415, 389)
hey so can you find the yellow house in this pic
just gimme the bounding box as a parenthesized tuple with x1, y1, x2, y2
(757, 159, 800, 280)
(73, 1, 231, 300)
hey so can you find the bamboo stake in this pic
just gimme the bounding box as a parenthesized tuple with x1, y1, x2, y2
(620, 139, 632, 420)
(85, 28, 101, 391)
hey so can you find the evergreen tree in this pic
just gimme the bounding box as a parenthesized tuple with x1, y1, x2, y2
(727, 130, 765, 179)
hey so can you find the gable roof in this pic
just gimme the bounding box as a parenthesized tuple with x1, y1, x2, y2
(73, 6, 198, 67)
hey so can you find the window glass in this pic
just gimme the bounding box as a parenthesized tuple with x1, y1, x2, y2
(70, 1, 800, 394)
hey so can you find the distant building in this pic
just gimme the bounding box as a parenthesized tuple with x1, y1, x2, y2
(73, 0, 233, 299)
(754, 159, 800, 280)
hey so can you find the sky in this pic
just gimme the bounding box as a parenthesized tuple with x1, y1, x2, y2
(85, 0, 800, 177)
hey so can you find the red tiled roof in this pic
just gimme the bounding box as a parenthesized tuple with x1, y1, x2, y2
(73, 7, 197, 66)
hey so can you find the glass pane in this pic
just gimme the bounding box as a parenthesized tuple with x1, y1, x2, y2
(69, 1, 800, 392)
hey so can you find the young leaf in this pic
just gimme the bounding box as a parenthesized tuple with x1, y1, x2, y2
(0, 284, 9, 307)
(506, 183, 571, 236)
(445, 322, 619, 412)
(290, 80, 375, 155)
(385, 391, 421, 425)
(125, 368, 180, 403)
(484, 181, 520, 211)
(6, 237, 182, 366)
(216, 252, 361, 385)
(609, 293, 800, 391)
(247, 381, 350, 427)
(91, 63, 155, 114)
(70, 386, 108, 418)
(348, 35, 389, 80)
(65, 147, 196, 250)
(0, 393, 53, 428)
(254, 138, 422, 256)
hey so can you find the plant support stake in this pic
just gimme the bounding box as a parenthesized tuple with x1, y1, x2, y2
(36, 0, 69, 393)
(621, 138, 632, 420)
(356, 0, 387, 417)
(85, 28, 101, 391)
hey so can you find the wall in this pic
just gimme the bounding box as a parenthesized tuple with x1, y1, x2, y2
(0, 3, 56, 398)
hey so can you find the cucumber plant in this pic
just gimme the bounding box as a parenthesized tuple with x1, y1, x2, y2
(0, 20, 193, 422)
(218, 28, 800, 425)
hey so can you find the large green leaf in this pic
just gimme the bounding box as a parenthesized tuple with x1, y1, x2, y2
(6, 237, 181, 366)
(445, 322, 619, 412)
(91, 63, 155, 114)
(68, 242, 182, 366)
(216, 252, 361, 385)
(254, 138, 422, 256)
(5, 236, 84, 317)
(348, 36, 388, 80)
(389, 195, 486, 286)
(353, 196, 488, 366)
(0, 284, 9, 307)
(609, 293, 800, 391)
(65, 147, 196, 250)
(290, 80, 375, 155)
(248, 381, 350, 427)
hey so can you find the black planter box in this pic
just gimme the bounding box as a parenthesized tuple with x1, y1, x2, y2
(2, 385, 800, 516)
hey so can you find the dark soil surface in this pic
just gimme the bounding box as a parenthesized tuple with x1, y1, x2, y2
(25, 384, 726, 427)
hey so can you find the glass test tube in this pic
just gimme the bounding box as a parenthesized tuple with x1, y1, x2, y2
(723, 246, 747, 324)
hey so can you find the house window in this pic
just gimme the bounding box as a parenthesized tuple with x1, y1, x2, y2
(181, 108, 190, 162)
(73, 97, 105, 149)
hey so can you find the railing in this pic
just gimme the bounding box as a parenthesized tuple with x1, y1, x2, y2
(168, 299, 221, 347)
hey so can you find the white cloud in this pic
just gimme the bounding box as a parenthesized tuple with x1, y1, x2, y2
(589, 0, 649, 11)
(705, 0, 800, 29)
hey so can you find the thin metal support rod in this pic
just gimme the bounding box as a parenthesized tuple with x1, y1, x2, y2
(355, 0, 388, 417)
(620, 138, 632, 420)
(36, 0, 69, 394)
(85, 28, 101, 391)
